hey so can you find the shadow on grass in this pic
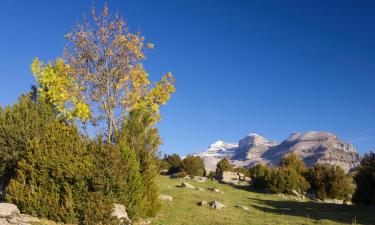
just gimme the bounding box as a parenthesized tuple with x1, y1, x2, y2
(249, 197, 375, 225)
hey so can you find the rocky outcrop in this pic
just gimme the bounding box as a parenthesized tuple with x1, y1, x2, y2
(181, 182, 195, 189)
(0, 203, 40, 225)
(209, 201, 225, 210)
(197, 131, 361, 172)
(111, 204, 131, 224)
(219, 171, 251, 186)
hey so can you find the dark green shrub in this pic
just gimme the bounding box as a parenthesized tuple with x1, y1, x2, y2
(0, 91, 56, 190)
(216, 158, 233, 174)
(121, 108, 161, 217)
(6, 120, 119, 224)
(353, 152, 375, 204)
(268, 154, 310, 194)
(269, 167, 310, 194)
(249, 164, 275, 190)
(182, 156, 206, 177)
(164, 154, 183, 174)
(305, 164, 354, 200)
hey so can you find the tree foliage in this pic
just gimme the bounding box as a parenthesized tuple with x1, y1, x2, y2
(352, 152, 375, 204)
(163, 154, 183, 174)
(182, 156, 206, 177)
(305, 164, 354, 200)
(31, 4, 175, 141)
(0, 90, 56, 191)
(120, 107, 161, 217)
(5, 118, 119, 224)
(216, 158, 233, 174)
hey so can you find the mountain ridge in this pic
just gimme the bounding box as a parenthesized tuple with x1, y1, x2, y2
(195, 131, 361, 172)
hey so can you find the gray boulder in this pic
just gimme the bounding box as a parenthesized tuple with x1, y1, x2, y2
(197, 201, 208, 206)
(0, 203, 19, 218)
(181, 182, 195, 189)
(111, 204, 131, 223)
(159, 194, 173, 201)
(210, 201, 225, 210)
(236, 205, 250, 211)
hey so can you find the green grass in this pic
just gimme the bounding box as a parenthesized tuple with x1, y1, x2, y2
(147, 175, 375, 225)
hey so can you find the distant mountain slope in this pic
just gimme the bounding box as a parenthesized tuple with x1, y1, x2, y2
(196, 131, 361, 172)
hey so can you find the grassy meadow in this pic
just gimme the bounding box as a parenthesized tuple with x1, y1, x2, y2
(147, 175, 375, 225)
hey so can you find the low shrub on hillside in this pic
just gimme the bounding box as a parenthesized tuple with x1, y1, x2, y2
(5, 120, 120, 224)
(249, 164, 275, 190)
(305, 164, 354, 200)
(353, 152, 375, 204)
(0, 90, 56, 191)
(182, 156, 206, 177)
(216, 158, 233, 175)
(162, 154, 183, 174)
(249, 154, 310, 194)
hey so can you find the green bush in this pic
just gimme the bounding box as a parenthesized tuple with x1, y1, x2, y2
(305, 164, 354, 200)
(0, 91, 56, 190)
(181, 156, 206, 177)
(216, 158, 233, 174)
(353, 152, 375, 204)
(164, 154, 183, 174)
(6, 120, 119, 224)
(249, 154, 310, 194)
(268, 154, 310, 194)
(249, 164, 275, 190)
(120, 108, 161, 218)
(269, 167, 310, 194)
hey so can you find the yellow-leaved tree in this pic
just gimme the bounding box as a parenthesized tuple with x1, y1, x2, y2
(31, 4, 175, 142)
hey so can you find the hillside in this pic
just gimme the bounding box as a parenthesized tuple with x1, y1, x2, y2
(197, 131, 361, 172)
(152, 175, 374, 225)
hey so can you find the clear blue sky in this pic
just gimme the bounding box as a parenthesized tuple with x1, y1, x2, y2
(1, 0, 374, 155)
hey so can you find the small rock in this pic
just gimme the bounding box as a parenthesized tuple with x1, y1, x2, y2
(210, 201, 225, 210)
(210, 188, 220, 193)
(196, 187, 205, 191)
(159, 169, 169, 175)
(0, 218, 9, 225)
(159, 194, 173, 201)
(236, 205, 250, 211)
(0, 203, 19, 218)
(183, 175, 191, 179)
(181, 182, 195, 189)
(193, 176, 208, 183)
(111, 204, 131, 223)
(198, 201, 208, 206)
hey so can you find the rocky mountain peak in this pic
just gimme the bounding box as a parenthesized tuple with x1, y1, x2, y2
(196, 131, 361, 172)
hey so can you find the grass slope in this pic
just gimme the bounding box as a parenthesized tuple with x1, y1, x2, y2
(150, 175, 375, 225)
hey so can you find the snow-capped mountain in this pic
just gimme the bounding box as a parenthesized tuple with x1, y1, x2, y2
(196, 131, 361, 172)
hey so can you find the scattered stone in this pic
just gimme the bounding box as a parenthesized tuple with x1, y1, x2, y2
(210, 201, 225, 210)
(0, 203, 19, 218)
(111, 204, 131, 224)
(183, 175, 191, 179)
(236, 205, 250, 211)
(159, 169, 169, 175)
(159, 194, 173, 201)
(196, 187, 205, 191)
(181, 182, 195, 189)
(138, 219, 152, 224)
(0, 218, 9, 225)
(193, 176, 208, 183)
(210, 188, 220, 193)
(219, 171, 251, 186)
(197, 201, 208, 206)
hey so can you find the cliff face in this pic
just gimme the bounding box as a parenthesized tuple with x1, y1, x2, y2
(196, 131, 361, 172)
